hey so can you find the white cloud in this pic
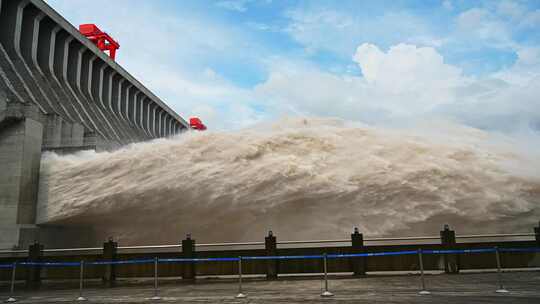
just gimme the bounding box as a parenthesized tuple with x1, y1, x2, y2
(216, 0, 249, 12)
(521, 10, 540, 28)
(284, 8, 442, 55)
(496, 1, 526, 19)
(456, 8, 513, 46)
(256, 43, 540, 133)
(494, 47, 540, 84)
(442, 0, 453, 11)
(256, 43, 464, 120)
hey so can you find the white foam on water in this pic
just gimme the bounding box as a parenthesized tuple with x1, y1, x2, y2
(37, 117, 540, 245)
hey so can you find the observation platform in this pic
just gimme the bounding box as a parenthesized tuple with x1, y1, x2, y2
(1, 271, 539, 303)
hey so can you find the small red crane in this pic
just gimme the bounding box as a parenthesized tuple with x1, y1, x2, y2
(189, 117, 207, 131)
(79, 24, 120, 60)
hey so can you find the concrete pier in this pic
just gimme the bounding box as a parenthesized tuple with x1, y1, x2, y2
(0, 0, 190, 249)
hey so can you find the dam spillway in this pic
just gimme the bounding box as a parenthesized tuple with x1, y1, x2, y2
(0, 0, 189, 249)
(36, 118, 540, 247)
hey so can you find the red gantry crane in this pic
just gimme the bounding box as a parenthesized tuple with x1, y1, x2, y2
(79, 24, 120, 60)
(189, 117, 207, 131)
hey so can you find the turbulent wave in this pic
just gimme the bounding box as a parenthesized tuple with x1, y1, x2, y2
(37, 117, 540, 245)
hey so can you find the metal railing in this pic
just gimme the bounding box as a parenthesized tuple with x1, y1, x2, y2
(0, 232, 535, 255)
(0, 233, 535, 254)
(1, 246, 539, 301)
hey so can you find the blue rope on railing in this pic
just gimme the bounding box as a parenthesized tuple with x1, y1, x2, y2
(499, 247, 540, 253)
(328, 250, 418, 258)
(18, 261, 81, 267)
(2, 247, 538, 268)
(423, 248, 496, 254)
(159, 257, 240, 263)
(242, 255, 324, 260)
(88, 259, 154, 265)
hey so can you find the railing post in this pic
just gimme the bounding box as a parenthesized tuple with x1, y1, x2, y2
(236, 257, 246, 298)
(418, 249, 430, 295)
(102, 237, 117, 287)
(440, 224, 459, 274)
(494, 247, 509, 293)
(320, 253, 333, 297)
(77, 261, 86, 301)
(265, 230, 278, 280)
(26, 241, 43, 290)
(182, 234, 196, 281)
(6, 263, 17, 302)
(534, 221, 540, 246)
(351, 227, 366, 276)
(151, 257, 161, 300)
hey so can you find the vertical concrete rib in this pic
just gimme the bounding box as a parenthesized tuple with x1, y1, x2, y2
(0, 0, 42, 110)
(0, 0, 26, 104)
(151, 103, 157, 137)
(119, 82, 138, 141)
(30, 12, 74, 121)
(138, 95, 145, 129)
(145, 101, 151, 136)
(74, 50, 118, 142)
(124, 84, 133, 123)
(16, 1, 57, 114)
(158, 110, 164, 138)
(62, 37, 105, 138)
(71, 46, 119, 141)
(38, 20, 79, 122)
(51, 32, 92, 131)
(116, 78, 126, 121)
(94, 61, 132, 143)
(48, 26, 88, 125)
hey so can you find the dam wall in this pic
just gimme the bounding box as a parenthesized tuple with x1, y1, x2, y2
(0, 0, 190, 249)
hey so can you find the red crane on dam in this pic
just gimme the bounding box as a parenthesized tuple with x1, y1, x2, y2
(79, 24, 120, 60)
(189, 117, 207, 131)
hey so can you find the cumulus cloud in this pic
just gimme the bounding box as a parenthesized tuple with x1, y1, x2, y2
(256, 43, 465, 120)
(256, 43, 540, 133)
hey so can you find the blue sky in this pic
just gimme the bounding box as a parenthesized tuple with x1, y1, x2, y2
(46, 0, 540, 132)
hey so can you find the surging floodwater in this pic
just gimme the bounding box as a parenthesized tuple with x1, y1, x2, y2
(37, 118, 540, 245)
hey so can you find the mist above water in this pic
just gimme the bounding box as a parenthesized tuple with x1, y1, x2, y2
(37, 117, 540, 245)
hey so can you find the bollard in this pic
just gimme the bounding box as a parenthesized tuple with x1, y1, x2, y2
(236, 257, 246, 299)
(182, 234, 196, 281)
(102, 238, 117, 287)
(320, 253, 334, 297)
(440, 224, 459, 274)
(26, 241, 43, 289)
(265, 231, 278, 280)
(151, 257, 161, 300)
(6, 263, 17, 303)
(76, 261, 87, 301)
(351, 227, 366, 276)
(417, 249, 430, 295)
(494, 247, 509, 293)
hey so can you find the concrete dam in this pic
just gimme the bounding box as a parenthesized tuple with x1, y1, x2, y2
(0, 0, 190, 249)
